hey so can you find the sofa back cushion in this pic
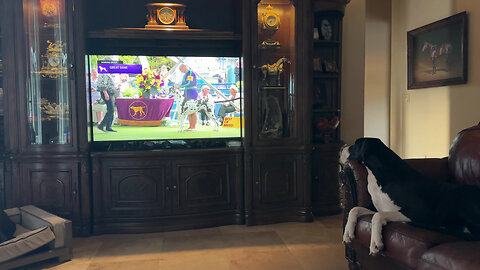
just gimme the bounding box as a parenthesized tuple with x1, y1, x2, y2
(448, 124, 480, 187)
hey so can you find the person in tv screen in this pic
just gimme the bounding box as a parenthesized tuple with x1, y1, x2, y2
(97, 73, 118, 133)
(175, 64, 198, 131)
(218, 85, 241, 126)
(198, 85, 214, 126)
(87, 69, 106, 125)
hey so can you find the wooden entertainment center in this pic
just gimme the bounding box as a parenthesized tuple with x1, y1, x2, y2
(0, 0, 349, 235)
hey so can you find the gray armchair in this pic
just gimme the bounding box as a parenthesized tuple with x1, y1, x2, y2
(0, 205, 72, 269)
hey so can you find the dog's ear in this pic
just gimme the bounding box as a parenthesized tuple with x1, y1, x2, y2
(347, 138, 367, 163)
(347, 138, 384, 163)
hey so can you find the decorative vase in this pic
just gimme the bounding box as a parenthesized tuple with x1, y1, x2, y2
(142, 88, 158, 99)
(149, 87, 158, 97)
(142, 90, 150, 99)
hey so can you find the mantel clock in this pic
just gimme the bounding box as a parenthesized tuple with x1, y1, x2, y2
(145, 3, 189, 30)
(262, 5, 280, 32)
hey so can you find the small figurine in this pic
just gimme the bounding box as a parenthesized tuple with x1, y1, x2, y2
(260, 57, 290, 86)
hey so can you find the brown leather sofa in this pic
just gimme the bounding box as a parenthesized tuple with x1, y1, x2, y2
(339, 124, 480, 270)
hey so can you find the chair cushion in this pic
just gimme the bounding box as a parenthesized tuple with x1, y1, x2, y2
(355, 215, 459, 269)
(0, 226, 55, 263)
(417, 241, 480, 270)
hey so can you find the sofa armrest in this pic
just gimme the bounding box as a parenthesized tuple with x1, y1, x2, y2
(18, 205, 72, 250)
(339, 160, 374, 214)
(405, 157, 449, 182)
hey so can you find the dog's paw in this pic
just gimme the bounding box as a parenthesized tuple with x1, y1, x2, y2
(343, 222, 356, 243)
(343, 231, 354, 244)
(339, 146, 350, 165)
(369, 235, 384, 256)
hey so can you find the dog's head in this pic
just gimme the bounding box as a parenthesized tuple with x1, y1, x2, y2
(340, 138, 388, 163)
(344, 138, 401, 170)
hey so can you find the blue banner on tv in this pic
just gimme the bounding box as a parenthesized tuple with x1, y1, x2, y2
(98, 64, 142, 74)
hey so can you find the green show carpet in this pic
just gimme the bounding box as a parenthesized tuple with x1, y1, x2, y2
(92, 124, 243, 141)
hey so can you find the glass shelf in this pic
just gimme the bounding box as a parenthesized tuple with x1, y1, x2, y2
(256, 0, 296, 140)
(23, 0, 71, 145)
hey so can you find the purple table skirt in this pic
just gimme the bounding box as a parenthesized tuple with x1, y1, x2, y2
(116, 98, 174, 126)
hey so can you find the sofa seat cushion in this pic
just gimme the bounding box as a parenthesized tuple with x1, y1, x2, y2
(0, 226, 55, 263)
(14, 224, 31, 236)
(417, 241, 480, 270)
(355, 215, 459, 269)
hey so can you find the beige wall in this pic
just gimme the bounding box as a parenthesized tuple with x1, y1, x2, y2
(364, 0, 391, 144)
(341, 0, 366, 145)
(341, 0, 391, 146)
(450, 1, 480, 144)
(342, 0, 480, 158)
(391, 0, 480, 158)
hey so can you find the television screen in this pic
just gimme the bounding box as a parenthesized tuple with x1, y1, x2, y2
(86, 55, 243, 145)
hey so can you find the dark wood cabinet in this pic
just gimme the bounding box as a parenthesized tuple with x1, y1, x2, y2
(311, 10, 343, 145)
(92, 149, 243, 234)
(246, 150, 311, 225)
(253, 153, 301, 207)
(309, 3, 347, 216)
(0, 0, 349, 234)
(0, 0, 90, 235)
(243, 0, 313, 225)
(0, 1, 4, 209)
(311, 144, 342, 215)
(97, 160, 170, 218)
(16, 161, 77, 217)
(10, 156, 89, 235)
(173, 157, 238, 215)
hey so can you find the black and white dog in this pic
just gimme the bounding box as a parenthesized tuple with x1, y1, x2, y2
(340, 138, 480, 255)
(167, 87, 219, 132)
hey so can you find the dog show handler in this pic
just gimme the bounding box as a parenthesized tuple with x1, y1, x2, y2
(175, 64, 198, 130)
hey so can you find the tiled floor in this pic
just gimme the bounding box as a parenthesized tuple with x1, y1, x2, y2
(21, 214, 349, 270)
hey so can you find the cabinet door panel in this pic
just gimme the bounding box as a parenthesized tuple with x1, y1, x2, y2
(173, 160, 234, 215)
(19, 162, 77, 218)
(253, 154, 301, 208)
(101, 163, 170, 217)
(311, 146, 341, 215)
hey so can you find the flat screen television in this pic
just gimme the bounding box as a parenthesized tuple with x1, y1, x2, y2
(86, 55, 243, 150)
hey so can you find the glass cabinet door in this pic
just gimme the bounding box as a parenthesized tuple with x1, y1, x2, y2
(23, 0, 71, 145)
(256, 0, 295, 140)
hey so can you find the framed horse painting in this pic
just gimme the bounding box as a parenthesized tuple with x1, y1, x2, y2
(407, 12, 468, 89)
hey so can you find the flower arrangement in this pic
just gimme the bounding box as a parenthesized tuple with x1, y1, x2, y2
(135, 68, 163, 91)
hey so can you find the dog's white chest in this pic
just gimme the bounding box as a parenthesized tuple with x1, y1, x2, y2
(366, 168, 401, 212)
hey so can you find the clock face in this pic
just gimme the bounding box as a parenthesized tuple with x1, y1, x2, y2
(266, 15, 278, 27)
(158, 7, 175, 25)
(48, 55, 61, 67)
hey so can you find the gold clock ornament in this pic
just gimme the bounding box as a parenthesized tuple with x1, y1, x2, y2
(262, 5, 280, 32)
(145, 3, 189, 30)
(37, 40, 67, 79)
